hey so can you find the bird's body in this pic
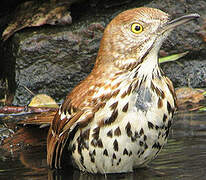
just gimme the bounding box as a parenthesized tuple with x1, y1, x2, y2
(68, 69, 175, 173)
(47, 7, 199, 174)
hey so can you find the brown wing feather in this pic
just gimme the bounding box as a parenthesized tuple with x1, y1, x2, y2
(47, 108, 85, 168)
(47, 88, 96, 168)
(47, 65, 111, 168)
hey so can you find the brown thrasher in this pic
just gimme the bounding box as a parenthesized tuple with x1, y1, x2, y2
(47, 7, 199, 174)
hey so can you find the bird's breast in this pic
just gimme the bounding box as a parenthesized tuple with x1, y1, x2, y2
(67, 75, 175, 173)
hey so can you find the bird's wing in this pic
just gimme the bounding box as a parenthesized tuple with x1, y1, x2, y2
(47, 97, 94, 169)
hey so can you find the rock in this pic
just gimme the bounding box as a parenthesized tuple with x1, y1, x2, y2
(162, 59, 206, 88)
(1, 0, 206, 105)
(12, 21, 105, 105)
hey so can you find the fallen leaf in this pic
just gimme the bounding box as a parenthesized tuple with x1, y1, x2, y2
(2, 0, 72, 41)
(176, 87, 205, 111)
(29, 94, 59, 108)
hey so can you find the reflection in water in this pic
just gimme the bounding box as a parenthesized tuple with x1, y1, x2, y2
(0, 112, 206, 180)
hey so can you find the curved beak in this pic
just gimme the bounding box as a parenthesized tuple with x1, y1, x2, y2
(161, 13, 200, 33)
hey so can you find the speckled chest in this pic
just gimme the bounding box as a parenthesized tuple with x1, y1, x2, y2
(68, 78, 175, 174)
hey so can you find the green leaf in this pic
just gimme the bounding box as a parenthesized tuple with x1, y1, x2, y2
(199, 107, 206, 111)
(159, 51, 189, 64)
(202, 91, 206, 96)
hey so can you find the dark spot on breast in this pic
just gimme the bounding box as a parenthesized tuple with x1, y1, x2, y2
(131, 131, 140, 142)
(78, 112, 94, 128)
(113, 139, 119, 151)
(152, 142, 161, 149)
(155, 87, 165, 99)
(140, 128, 144, 136)
(143, 135, 147, 141)
(139, 141, 144, 146)
(125, 122, 132, 137)
(163, 114, 167, 122)
(160, 125, 165, 129)
(104, 110, 118, 125)
(82, 128, 90, 140)
(112, 89, 120, 97)
(112, 82, 121, 90)
(129, 151, 132, 156)
(110, 101, 118, 110)
(133, 67, 140, 78)
(135, 86, 152, 111)
(103, 149, 108, 156)
(148, 121, 154, 129)
(100, 102, 106, 109)
(107, 130, 113, 138)
(92, 127, 100, 140)
(100, 94, 106, 102)
(113, 153, 117, 159)
(77, 134, 88, 153)
(89, 151, 95, 163)
(122, 102, 129, 112)
(91, 139, 97, 147)
(167, 101, 172, 114)
(158, 98, 163, 108)
(131, 136, 136, 142)
(144, 143, 148, 149)
(97, 139, 103, 148)
(127, 84, 133, 95)
(121, 91, 127, 98)
(140, 150, 145, 155)
(135, 131, 140, 138)
(92, 98, 98, 105)
(114, 127, 121, 136)
(117, 158, 121, 166)
(123, 148, 129, 155)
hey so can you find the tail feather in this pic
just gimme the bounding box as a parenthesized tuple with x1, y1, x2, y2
(47, 109, 86, 169)
(47, 112, 70, 169)
(18, 111, 56, 125)
(47, 127, 57, 168)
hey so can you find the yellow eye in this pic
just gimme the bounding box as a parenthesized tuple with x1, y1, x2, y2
(131, 23, 143, 34)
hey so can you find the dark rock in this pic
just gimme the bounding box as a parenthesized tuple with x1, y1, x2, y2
(162, 58, 206, 88)
(1, 0, 206, 105)
(12, 23, 104, 105)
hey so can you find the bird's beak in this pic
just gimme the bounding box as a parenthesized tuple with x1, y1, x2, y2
(161, 13, 200, 33)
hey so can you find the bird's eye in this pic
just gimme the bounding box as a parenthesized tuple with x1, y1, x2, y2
(131, 23, 143, 34)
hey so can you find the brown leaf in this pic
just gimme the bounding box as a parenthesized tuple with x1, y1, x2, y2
(176, 87, 205, 111)
(2, 1, 72, 41)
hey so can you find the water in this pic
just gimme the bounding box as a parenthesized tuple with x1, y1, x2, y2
(0, 111, 206, 180)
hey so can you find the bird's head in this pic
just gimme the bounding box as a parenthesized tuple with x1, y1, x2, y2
(96, 7, 199, 72)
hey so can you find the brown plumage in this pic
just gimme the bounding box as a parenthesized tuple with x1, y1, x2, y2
(47, 7, 199, 173)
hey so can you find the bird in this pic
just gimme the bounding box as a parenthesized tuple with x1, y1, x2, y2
(47, 7, 200, 174)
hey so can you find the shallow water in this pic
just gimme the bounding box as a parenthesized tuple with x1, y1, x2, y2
(0, 111, 206, 180)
